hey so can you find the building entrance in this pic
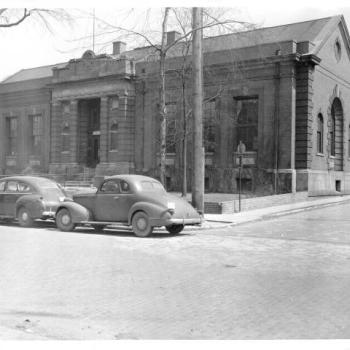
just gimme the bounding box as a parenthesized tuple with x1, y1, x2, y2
(78, 98, 100, 168)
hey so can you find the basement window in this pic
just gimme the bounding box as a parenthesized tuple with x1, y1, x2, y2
(335, 180, 341, 192)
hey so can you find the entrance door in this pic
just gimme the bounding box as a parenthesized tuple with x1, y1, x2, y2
(83, 99, 100, 168)
(87, 134, 100, 168)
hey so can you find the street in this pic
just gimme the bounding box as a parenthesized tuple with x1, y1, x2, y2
(1, 203, 350, 339)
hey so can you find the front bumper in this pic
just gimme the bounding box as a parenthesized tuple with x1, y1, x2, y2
(41, 210, 56, 218)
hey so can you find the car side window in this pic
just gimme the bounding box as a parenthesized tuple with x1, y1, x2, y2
(100, 180, 120, 193)
(6, 181, 18, 192)
(120, 180, 130, 193)
(18, 182, 33, 193)
(0, 181, 5, 192)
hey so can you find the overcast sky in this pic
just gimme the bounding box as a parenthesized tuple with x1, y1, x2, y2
(1, 0, 350, 81)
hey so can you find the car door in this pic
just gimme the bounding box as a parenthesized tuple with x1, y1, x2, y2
(3, 180, 21, 217)
(114, 179, 135, 221)
(0, 180, 6, 215)
(94, 179, 123, 222)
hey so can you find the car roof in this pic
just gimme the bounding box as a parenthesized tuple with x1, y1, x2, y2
(0, 176, 56, 186)
(105, 174, 161, 183)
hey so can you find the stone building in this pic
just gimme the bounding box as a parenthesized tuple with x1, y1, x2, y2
(1, 15, 350, 195)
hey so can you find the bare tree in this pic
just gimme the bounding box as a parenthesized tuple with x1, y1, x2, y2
(0, 8, 72, 30)
(163, 8, 255, 196)
(90, 8, 254, 187)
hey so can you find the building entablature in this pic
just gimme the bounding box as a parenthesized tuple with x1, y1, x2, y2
(52, 50, 136, 84)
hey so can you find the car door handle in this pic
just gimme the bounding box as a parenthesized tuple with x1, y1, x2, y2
(113, 196, 120, 200)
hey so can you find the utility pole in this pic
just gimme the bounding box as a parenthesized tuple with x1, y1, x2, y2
(191, 7, 204, 214)
(92, 8, 96, 52)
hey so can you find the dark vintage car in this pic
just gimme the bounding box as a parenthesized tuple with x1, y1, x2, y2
(55, 175, 202, 237)
(0, 176, 67, 227)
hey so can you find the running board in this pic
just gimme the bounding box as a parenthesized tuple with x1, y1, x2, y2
(80, 221, 130, 226)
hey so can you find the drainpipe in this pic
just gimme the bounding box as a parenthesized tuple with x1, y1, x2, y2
(49, 89, 53, 171)
(273, 57, 281, 194)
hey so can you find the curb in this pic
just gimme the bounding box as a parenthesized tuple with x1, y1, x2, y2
(189, 197, 350, 231)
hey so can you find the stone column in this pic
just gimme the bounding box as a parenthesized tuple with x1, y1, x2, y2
(99, 96, 109, 163)
(0, 110, 5, 173)
(277, 62, 296, 193)
(50, 100, 62, 164)
(69, 99, 79, 163)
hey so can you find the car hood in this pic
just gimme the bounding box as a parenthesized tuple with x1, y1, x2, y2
(42, 188, 66, 202)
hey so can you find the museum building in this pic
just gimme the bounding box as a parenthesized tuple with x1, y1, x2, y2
(1, 15, 350, 195)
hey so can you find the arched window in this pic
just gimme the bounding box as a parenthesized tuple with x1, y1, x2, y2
(110, 122, 118, 150)
(330, 98, 344, 171)
(317, 113, 323, 154)
(330, 111, 336, 156)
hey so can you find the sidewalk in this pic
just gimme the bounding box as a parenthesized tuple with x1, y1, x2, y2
(199, 195, 350, 230)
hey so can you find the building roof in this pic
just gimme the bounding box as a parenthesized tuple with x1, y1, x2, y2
(120, 15, 344, 61)
(1, 15, 346, 84)
(1, 62, 67, 84)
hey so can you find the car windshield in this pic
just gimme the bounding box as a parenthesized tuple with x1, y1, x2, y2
(140, 181, 165, 192)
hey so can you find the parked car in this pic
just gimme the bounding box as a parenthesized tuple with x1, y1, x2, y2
(55, 175, 202, 237)
(0, 176, 68, 227)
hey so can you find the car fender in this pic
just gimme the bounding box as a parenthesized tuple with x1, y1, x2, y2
(16, 194, 45, 218)
(128, 202, 170, 225)
(56, 202, 91, 223)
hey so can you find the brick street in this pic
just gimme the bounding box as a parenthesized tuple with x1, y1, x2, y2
(1, 203, 350, 339)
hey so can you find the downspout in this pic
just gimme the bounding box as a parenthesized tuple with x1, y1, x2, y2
(273, 58, 281, 194)
(49, 89, 53, 172)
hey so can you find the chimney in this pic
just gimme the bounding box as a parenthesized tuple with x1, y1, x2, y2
(166, 31, 181, 46)
(113, 41, 126, 55)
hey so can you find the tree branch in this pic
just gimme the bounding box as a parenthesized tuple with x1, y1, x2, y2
(93, 14, 159, 51)
(0, 8, 30, 27)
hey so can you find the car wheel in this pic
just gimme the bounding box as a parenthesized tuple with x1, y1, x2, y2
(92, 224, 105, 232)
(131, 211, 153, 237)
(56, 208, 76, 232)
(17, 207, 34, 227)
(166, 224, 184, 235)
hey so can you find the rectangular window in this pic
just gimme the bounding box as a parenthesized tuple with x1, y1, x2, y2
(110, 122, 118, 150)
(166, 103, 177, 154)
(61, 125, 70, 152)
(234, 97, 258, 152)
(29, 114, 43, 155)
(6, 117, 17, 156)
(204, 100, 216, 153)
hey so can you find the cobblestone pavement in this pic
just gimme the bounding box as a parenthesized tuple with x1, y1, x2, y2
(1, 203, 350, 339)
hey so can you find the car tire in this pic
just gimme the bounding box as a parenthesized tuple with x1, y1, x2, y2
(56, 208, 76, 232)
(166, 224, 184, 235)
(17, 207, 34, 227)
(92, 224, 105, 232)
(131, 211, 153, 238)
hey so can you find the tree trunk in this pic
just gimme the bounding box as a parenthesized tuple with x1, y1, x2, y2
(159, 52, 167, 186)
(181, 77, 187, 197)
(158, 8, 170, 187)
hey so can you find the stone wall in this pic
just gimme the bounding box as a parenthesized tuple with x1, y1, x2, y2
(0, 78, 51, 174)
(134, 48, 297, 194)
